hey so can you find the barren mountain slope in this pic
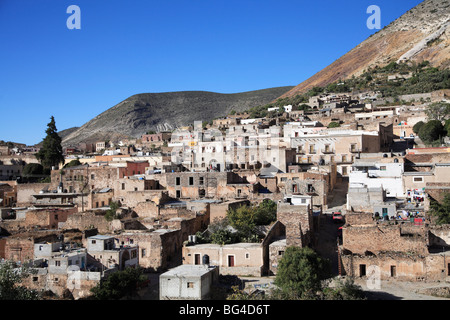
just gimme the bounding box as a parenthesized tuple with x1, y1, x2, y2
(61, 86, 294, 146)
(279, 0, 450, 99)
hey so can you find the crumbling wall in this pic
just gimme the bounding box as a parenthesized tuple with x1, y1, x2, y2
(342, 224, 428, 255)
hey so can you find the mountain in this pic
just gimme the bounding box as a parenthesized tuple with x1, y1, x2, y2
(279, 0, 450, 99)
(61, 87, 294, 146)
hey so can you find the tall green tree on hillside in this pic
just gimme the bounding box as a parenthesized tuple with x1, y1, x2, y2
(35, 116, 64, 171)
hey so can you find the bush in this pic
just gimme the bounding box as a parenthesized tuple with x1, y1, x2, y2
(90, 267, 147, 300)
(63, 159, 82, 168)
(328, 122, 340, 128)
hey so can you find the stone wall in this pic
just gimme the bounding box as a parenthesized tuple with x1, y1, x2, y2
(277, 203, 312, 247)
(16, 183, 51, 206)
(342, 223, 428, 255)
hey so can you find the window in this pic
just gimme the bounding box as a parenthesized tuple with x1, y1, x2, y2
(189, 177, 194, 185)
(187, 282, 194, 289)
(176, 177, 181, 185)
(278, 251, 284, 256)
(55, 261, 61, 267)
(32, 276, 38, 282)
(245, 253, 250, 259)
(91, 174, 95, 180)
(199, 177, 204, 185)
(413, 177, 424, 182)
(122, 183, 125, 190)
(141, 249, 146, 257)
(91, 240, 96, 244)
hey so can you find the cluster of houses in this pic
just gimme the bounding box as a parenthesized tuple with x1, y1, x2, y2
(1, 89, 450, 299)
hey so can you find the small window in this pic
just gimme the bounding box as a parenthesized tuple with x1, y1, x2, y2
(32, 276, 38, 282)
(91, 240, 96, 244)
(245, 253, 250, 259)
(199, 177, 204, 185)
(55, 261, 61, 267)
(176, 177, 181, 185)
(187, 282, 194, 289)
(141, 249, 146, 257)
(189, 177, 194, 185)
(413, 177, 423, 182)
(278, 251, 284, 256)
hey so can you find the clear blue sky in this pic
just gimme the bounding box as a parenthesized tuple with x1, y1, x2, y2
(0, 0, 423, 145)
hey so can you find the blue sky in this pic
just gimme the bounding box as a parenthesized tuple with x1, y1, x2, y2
(0, 0, 423, 145)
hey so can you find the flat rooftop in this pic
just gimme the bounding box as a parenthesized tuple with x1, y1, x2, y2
(161, 264, 217, 277)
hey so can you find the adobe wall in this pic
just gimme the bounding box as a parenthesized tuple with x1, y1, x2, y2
(62, 212, 114, 234)
(342, 224, 428, 255)
(277, 204, 312, 247)
(340, 252, 427, 281)
(340, 251, 450, 282)
(16, 183, 51, 206)
(428, 225, 450, 247)
(345, 212, 374, 226)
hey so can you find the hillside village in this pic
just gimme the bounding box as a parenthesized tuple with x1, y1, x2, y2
(1, 64, 450, 300)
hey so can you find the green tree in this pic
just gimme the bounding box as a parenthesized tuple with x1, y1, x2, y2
(22, 163, 44, 182)
(274, 246, 331, 299)
(254, 199, 277, 225)
(35, 116, 64, 171)
(104, 201, 121, 221)
(412, 121, 425, 134)
(0, 261, 40, 300)
(444, 119, 450, 137)
(418, 120, 445, 143)
(430, 193, 450, 225)
(227, 205, 256, 238)
(90, 267, 147, 300)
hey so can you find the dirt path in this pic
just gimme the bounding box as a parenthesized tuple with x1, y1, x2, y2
(354, 278, 450, 300)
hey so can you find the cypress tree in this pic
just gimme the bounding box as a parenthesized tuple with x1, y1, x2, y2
(35, 116, 65, 170)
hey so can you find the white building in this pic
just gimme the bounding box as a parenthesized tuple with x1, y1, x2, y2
(349, 157, 405, 198)
(159, 264, 218, 300)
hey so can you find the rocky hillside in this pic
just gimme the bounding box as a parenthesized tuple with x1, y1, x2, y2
(61, 87, 293, 146)
(279, 0, 450, 99)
